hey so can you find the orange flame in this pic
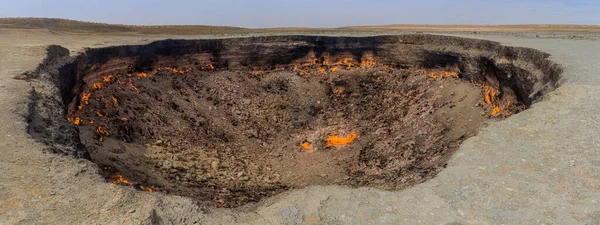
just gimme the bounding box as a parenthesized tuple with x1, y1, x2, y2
(326, 132, 357, 147)
(300, 142, 313, 151)
(246, 57, 389, 78)
(96, 125, 109, 136)
(136, 72, 148, 78)
(92, 82, 104, 89)
(318, 67, 326, 74)
(102, 75, 114, 83)
(113, 174, 129, 185)
(81, 92, 91, 105)
(343, 58, 353, 69)
(483, 85, 498, 105)
(475, 83, 518, 117)
(491, 106, 501, 116)
(360, 60, 377, 68)
(139, 186, 160, 193)
(427, 71, 459, 79)
(68, 117, 81, 126)
(128, 80, 141, 93)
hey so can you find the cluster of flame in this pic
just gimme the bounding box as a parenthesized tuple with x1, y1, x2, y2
(111, 173, 161, 193)
(483, 85, 510, 117)
(476, 82, 524, 117)
(427, 71, 459, 79)
(70, 59, 521, 156)
(68, 57, 386, 143)
(68, 63, 215, 142)
(426, 71, 523, 117)
(301, 132, 358, 151)
(250, 57, 391, 78)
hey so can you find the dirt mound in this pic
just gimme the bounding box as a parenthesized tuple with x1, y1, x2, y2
(26, 35, 562, 207)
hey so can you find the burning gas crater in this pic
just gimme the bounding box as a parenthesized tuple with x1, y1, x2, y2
(69, 57, 521, 147)
(28, 36, 561, 208)
(68, 56, 523, 207)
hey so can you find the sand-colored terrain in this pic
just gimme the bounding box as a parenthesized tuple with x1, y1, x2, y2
(1, 19, 600, 224)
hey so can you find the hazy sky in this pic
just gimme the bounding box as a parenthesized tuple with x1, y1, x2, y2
(1, 0, 599, 28)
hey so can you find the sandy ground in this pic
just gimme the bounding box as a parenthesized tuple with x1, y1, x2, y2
(1, 28, 600, 224)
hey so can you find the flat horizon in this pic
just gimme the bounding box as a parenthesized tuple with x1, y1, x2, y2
(1, 17, 599, 29)
(1, 0, 598, 28)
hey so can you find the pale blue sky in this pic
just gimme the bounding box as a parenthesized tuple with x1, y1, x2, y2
(1, 0, 599, 28)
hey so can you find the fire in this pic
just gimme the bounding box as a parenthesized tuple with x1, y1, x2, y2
(96, 125, 109, 136)
(326, 132, 357, 147)
(318, 67, 326, 74)
(139, 186, 160, 193)
(427, 71, 459, 79)
(483, 85, 498, 105)
(128, 80, 141, 93)
(360, 60, 377, 68)
(92, 82, 104, 89)
(246, 57, 388, 77)
(111, 96, 118, 105)
(81, 92, 91, 105)
(113, 174, 129, 185)
(491, 106, 501, 116)
(95, 125, 109, 142)
(104, 166, 163, 193)
(477, 83, 518, 117)
(300, 141, 313, 151)
(426, 72, 520, 117)
(102, 75, 114, 83)
(153, 66, 194, 74)
(342, 58, 353, 69)
(136, 72, 148, 78)
(68, 117, 81, 126)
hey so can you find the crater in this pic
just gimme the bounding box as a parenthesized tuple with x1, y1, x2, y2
(25, 35, 561, 208)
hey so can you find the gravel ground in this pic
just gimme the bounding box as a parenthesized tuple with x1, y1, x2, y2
(0, 29, 599, 224)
